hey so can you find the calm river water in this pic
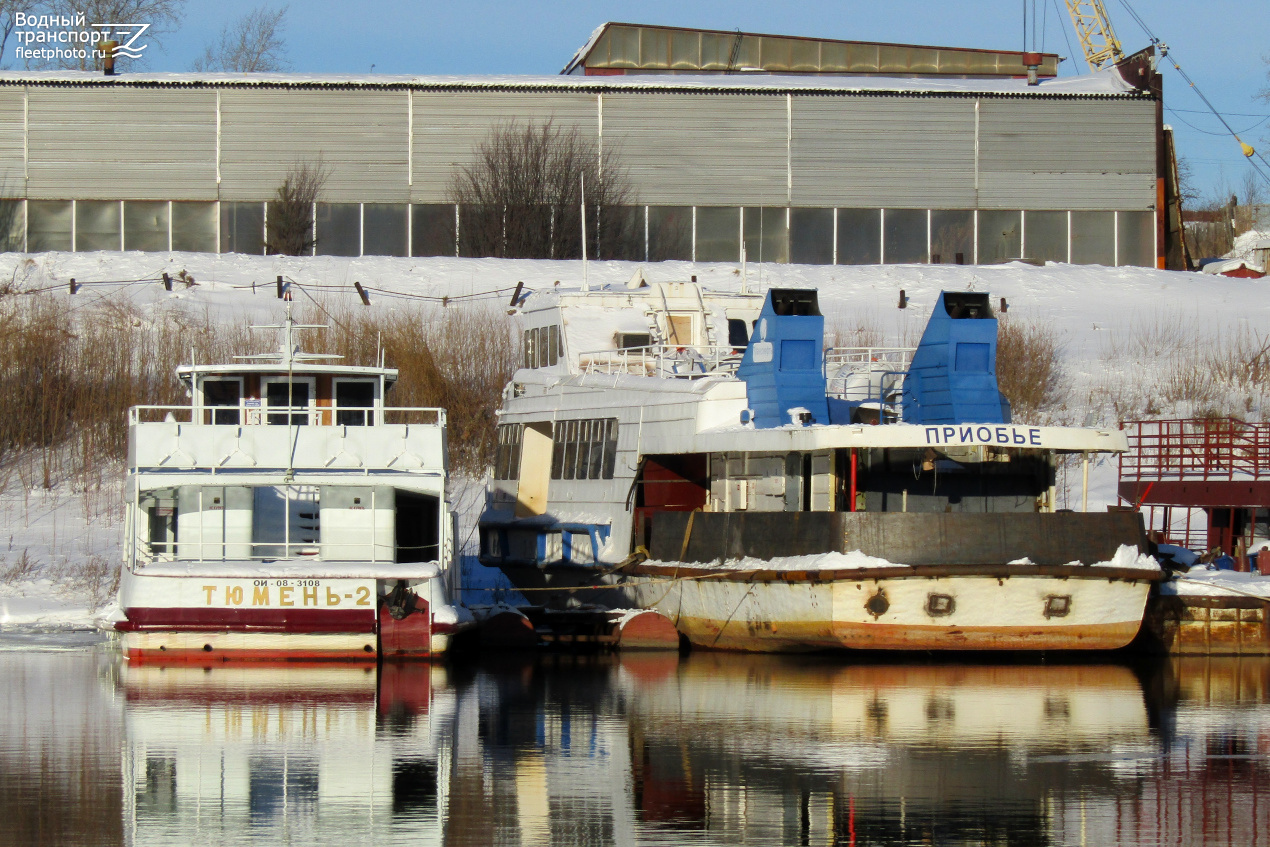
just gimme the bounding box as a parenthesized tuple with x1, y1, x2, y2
(1, 635, 1267, 846)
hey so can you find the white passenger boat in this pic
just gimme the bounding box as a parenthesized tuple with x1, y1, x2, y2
(116, 311, 467, 661)
(478, 275, 1162, 652)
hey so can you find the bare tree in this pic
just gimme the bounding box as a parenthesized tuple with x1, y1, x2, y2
(27, 0, 184, 70)
(0, 6, 18, 69)
(449, 119, 638, 260)
(266, 159, 329, 256)
(191, 5, 288, 73)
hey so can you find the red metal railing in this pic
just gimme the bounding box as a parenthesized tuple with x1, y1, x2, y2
(1119, 418, 1270, 482)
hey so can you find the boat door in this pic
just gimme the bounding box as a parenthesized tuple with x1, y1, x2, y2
(515, 423, 553, 518)
(263, 376, 316, 425)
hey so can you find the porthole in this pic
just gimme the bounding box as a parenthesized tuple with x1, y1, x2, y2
(926, 593, 956, 617)
(865, 589, 890, 618)
(1044, 594, 1071, 618)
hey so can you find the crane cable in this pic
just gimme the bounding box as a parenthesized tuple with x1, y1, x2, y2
(1114, 0, 1270, 186)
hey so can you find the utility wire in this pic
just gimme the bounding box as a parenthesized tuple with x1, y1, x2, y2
(1114, 0, 1270, 186)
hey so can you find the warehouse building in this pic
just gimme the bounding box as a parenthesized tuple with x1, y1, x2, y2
(0, 23, 1167, 267)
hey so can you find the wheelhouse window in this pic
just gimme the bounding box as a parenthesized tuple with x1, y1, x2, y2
(523, 325, 562, 369)
(550, 418, 618, 480)
(334, 380, 375, 426)
(494, 423, 523, 480)
(264, 379, 312, 426)
(202, 378, 242, 425)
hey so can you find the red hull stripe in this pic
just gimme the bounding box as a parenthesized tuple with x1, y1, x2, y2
(118, 607, 376, 633)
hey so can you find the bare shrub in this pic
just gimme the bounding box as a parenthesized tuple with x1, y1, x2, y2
(996, 317, 1066, 423)
(449, 119, 638, 260)
(266, 159, 329, 256)
(191, 5, 290, 73)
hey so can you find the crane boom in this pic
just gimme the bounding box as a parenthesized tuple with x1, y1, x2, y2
(1065, 0, 1124, 70)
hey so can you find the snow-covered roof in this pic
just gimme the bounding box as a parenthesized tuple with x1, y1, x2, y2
(0, 67, 1145, 98)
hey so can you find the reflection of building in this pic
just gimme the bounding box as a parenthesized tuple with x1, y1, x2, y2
(119, 663, 452, 844)
(0, 23, 1168, 266)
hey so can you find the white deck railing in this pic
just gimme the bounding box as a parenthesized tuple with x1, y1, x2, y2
(825, 346, 914, 403)
(129, 405, 446, 427)
(578, 345, 744, 379)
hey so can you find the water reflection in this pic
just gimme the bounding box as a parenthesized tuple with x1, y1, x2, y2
(1, 639, 1268, 846)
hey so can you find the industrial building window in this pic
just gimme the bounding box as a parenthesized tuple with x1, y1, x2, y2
(550, 418, 618, 481)
(1024, 211, 1067, 263)
(172, 202, 216, 253)
(977, 210, 1021, 264)
(743, 207, 788, 263)
(0, 199, 23, 252)
(883, 209, 926, 264)
(836, 209, 881, 264)
(648, 206, 691, 261)
(930, 210, 973, 264)
(1071, 211, 1115, 266)
(363, 204, 408, 257)
(696, 206, 740, 262)
(76, 200, 122, 251)
(221, 202, 264, 255)
(1117, 211, 1154, 268)
(315, 203, 360, 256)
(494, 423, 523, 480)
(27, 200, 71, 252)
(411, 204, 456, 257)
(124, 201, 169, 252)
(789, 208, 832, 265)
(458, 204, 492, 257)
(522, 325, 561, 369)
(600, 205, 644, 261)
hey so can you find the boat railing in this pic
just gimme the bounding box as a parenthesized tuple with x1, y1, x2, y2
(136, 540, 441, 565)
(129, 405, 447, 427)
(578, 345, 744, 379)
(825, 346, 913, 404)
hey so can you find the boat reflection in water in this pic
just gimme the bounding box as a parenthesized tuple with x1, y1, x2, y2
(118, 661, 454, 845)
(110, 653, 1270, 846)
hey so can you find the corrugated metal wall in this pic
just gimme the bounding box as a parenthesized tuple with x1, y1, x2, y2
(410, 91, 597, 203)
(0, 91, 24, 190)
(0, 83, 1156, 211)
(602, 93, 788, 205)
(219, 90, 408, 202)
(27, 89, 217, 200)
(977, 99, 1156, 210)
(792, 97, 977, 208)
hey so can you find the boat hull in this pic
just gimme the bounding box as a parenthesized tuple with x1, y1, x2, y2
(116, 572, 455, 662)
(623, 569, 1151, 652)
(492, 562, 1157, 653)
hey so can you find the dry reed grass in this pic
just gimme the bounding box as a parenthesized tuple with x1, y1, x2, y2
(1097, 313, 1270, 421)
(299, 300, 519, 476)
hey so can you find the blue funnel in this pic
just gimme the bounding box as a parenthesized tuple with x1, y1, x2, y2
(901, 292, 1011, 424)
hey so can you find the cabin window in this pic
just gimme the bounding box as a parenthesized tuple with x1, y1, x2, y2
(202, 379, 241, 425)
(264, 378, 312, 426)
(551, 417, 618, 481)
(522, 325, 562, 369)
(617, 332, 652, 350)
(727, 319, 749, 349)
(494, 423, 523, 480)
(335, 380, 375, 426)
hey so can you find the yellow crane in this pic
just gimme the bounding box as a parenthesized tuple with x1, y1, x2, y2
(1063, 0, 1124, 71)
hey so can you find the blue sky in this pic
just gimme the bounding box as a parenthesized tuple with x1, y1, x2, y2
(145, 0, 1270, 201)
